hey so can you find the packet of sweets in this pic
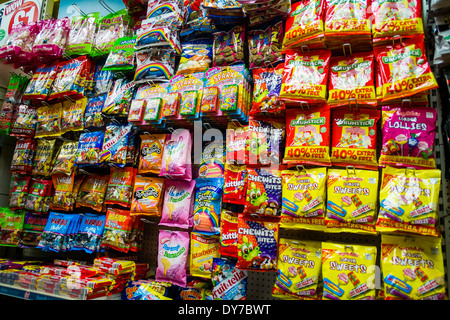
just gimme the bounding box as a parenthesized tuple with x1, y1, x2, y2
(32, 18, 71, 60)
(325, 167, 378, 234)
(73, 213, 106, 254)
(102, 78, 135, 116)
(37, 212, 75, 252)
(376, 166, 440, 237)
(283, 106, 331, 166)
(103, 36, 136, 72)
(156, 230, 190, 287)
(101, 208, 133, 253)
(22, 64, 58, 101)
(272, 238, 322, 300)
(138, 134, 166, 174)
(160, 129, 192, 181)
(192, 177, 224, 234)
(100, 123, 133, 167)
(94, 9, 130, 56)
(49, 56, 90, 101)
(211, 258, 248, 300)
(223, 164, 247, 205)
(32, 139, 57, 177)
(226, 120, 247, 165)
(9, 174, 31, 210)
(0, 101, 15, 136)
(19, 212, 48, 248)
(24, 178, 52, 213)
(51, 141, 78, 176)
(105, 167, 136, 208)
(61, 97, 87, 133)
(159, 179, 196, 229)
(381, 234, 446, 300)
(50, 173, 75, 211)
(379, 105, 437, 169)
(236, 213, 279, 271)
(35, 103, 62, 138)
(130, 175, 165, 216)
(330, 107, 380, 169)
(280, 167, 327, 231)
(322, 242, 377, 300)
(198, 142, 225, 178)
(76, 174, 109, 212)
(190, 232, 220, 279)
(75, 131, 105, 167)
(10, 138, 35, 174)
(251, 65, 285, 116)
(10, 104, 37, 139)
(219, 210, 238, 258)
(66, 13, 100, 56)
(84, 95, 106, 129)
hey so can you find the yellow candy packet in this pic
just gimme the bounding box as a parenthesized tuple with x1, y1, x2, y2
(376, 166, 441, 237)
(272, 238, 322, 300)
(381, 234, 446, 300)
(190, 232, 220, 279)
(325, 167, 379, 235)
(322, 242, 377, 300)
(280, 167, 327, 232)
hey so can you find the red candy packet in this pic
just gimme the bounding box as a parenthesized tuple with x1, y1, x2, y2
(223, 164, 247, 205)
(105, 167, 136, 208)
(219, 210, 238, 258)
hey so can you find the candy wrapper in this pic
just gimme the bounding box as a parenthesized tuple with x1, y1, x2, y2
(226, 121, 247, 164)
(322, 242, 377, 300)
(381, 234, 446, 300)
(374, 39, 438, 102)
(31, 139, 56, 177)
(213, 25, 245, 67)
(328, 52, 376, 107)
(379, 105, 437, 169)
(32, 18, 70, 60)
(51, 141, 78, 176)
(272, 238, 322, 300)
(326, 168, 379, 234)
(100, 123, 133, 167)
(9, 175, 31, 210)
(190, 232, 220, 279)
(0, 102, 15, 136)
(10, 104, 37, 139)
(23, 175, 51, 212)
(248, 21, 284, 69)
(66, 13, 100, 56)
(105, 167, 136, 208)
(0, 22, 38, 61)
(177, 40, 212, 75)
(10, 139, 35, 174)
(198, 142, 225, 178)
(282, 0, 325, 50)
(130, 175, 165, 216)
(50, 173, 76, 211)
(331, 107, 380, 169)
(223, 164, 247, 205)
(159, 179, 196, 230)
(280, 49, 331, 105)
(75, 131, 105, 167)
(160, 130, 192, 180)
(76, 174, 109, 212)
(102, 78, 135, 116)
(192, 177, 224, 234)
(236, 214, 279, 271)
(103, 36, 136, 72)
(376, 166, 441, 237)
(22, 64, 57, 101)
(138, 134, 166, 174)
(219, 209, 239, 258)
(94, 9, 130, 56)
(283, 106, 331, 166)
(0, 209, 25, 246)
(37, 212, 77, 252)
(251, 65, 285, 116)
(211, 258, 247, 300)
(169, 72, 204, 118)
(84, 95, 106, 129)
(280, 167, 327, 232)
(94, 62, 115, 95)
(156, 230, 190, 287)
(35, 103, 62, 138)
(135, 11, 181, 51)
(61, 97, 87, 133)
(101, 208, 133, 253)
(19, 212, 49, 248)
(73, 213, 106, 254)
(134, 47, 176, 83)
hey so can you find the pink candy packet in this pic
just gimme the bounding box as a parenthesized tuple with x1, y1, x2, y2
(379, 105, 437, 169)
(0, 22, 38, 61)
(32, 18, 71, 60)
(156, 230, 190, 287)
(160, 129, 192, 180)
(159, 179, 196, 229)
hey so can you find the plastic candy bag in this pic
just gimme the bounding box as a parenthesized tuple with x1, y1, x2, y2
(105, 167, 136, 208)
(10, 139, 35, 174)
(198, 142, 225, 178)
(51, 141, 78, 176)
(32, 18, 71, 60)
(130, 175, 165, 216)
(322, 242, 377, 300)
(94, 9, 130, 56)
(35, 103, 63, 138)
(100, 123, 133, 167)
(75, 131, 105, 167)
(226, 121, 247, 164)
(138, 133, 166, 174)
(102, 78, 135, 116)
(219, 210, 239, 258)
(101, 208, 133, 253)
(32, 139, 56, 177)
(134, 47, 176, 82)
(103, 36, 136, 72)
(0, 22, 38, 61)
(211, 258, 247, 300)
(10, 104, 37, 138)
(76, 174, 109, 212)
(9, 174, 31, 210)
(22, 64, 58, 101)
(159, 179, 196, 229)
(330, 107, 380, 169)
(212, 25, 245, 67)
(190, 232, 220, 279)
(177, 40, 212, 75)
(84, 95, 106, 129)
(251, 65, 285, 116)
(61, 97, 87, 133)
(272, 238, 322, 300)
(66, 13, 100, 56)
(223, 164, 247, 205)
(160, 129, 192, 180)
(376, 166, 441, 237)
(155, 229, 190, 287)
(73, 213, 106, 254)
(248, 21, 284, 69)
(192, 177, 224, 234)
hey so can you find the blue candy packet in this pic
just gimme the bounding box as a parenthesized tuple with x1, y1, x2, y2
(192, 177, 224, 234)
(75, 131, 105, 167)
(73, 213, 106, 254)
(211, 258, 248, 300)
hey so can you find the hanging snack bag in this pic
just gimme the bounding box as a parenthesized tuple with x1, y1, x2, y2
(211, 258, 248, 300)
(24, 178, 52, 214)
(101, 208, 133, 253)
(105, 167, 136, 208)
(326, 167, 379, 234)
(50, 173, 76, 211)
(192, 177, 224, 234)
(103, 78, 135, 117)
(280, 49, 331, 105)
(20, 212, 49, 248)
(10, 104, 37, 139)
(248, 21, 284, 70)
(94, 9, 130, 56)
(35, 103, 63, 138)
(76, 174, 109, 212)
(272, 238, 322, 300)
(330, 107, 380, 169)
(160, 129, 192, 180)
(198, 142, 225, 178)
(134, 47, 176, 83)
(236, 214, 279, 271)
(32, 139, 56, 177)
(379, 105, 437, 169)
(49, 56, 90, 101)
(328, 52, 376, 106)
(138, 134, 166, 174)
(37, 212, 75, 252)
(280, 167, 327, 231)
(94, 61, 115, 95)
(223, 164, 247, 205)
(374, 39, 438, 102)
(283, 106, 331, 166)
(9, 175, 31, 210)
(22, 64, 58, 101)
(212, 25, 245, 67)
(74, 213, 106, 254)
(376, 166, 441, 237)
(282, 0, 325, 50)
(61, 97, 87, 133)
(251, 65, 285, 116)
(226, 121, 247, 164)
(32, 18, 71, 60)
(0, 22, 38, 61)
(156, 230, 190, 287)
(0, 101, 15, 136)
(51, 141, 78, 176)
(75, 131, 105, 167)
(177, 40, 213, 75)
(159, 179, 196, 230)
(66, 13, 100, 56)
(219, 210, 239, 258)
(84, 95, 106, 129)
(130, 175, 165, 216)
(100, 123, 133, 167)
(322, 242, 377, 300)
(10, 139, 35, 174)
(190, 232, 220, 279)
(103, 36, 136, 72)
(381, 234, 446, 300)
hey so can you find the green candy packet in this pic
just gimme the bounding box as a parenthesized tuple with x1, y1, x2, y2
(93, 8, 131, 57)
(103, 36, 136, 72)
(66, 12, 100, 56)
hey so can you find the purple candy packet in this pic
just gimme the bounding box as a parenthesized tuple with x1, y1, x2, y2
(160, 129, 192, 180)
(244, 167, 282, 216)
(156, 230, 190, 287)
(380, 105, 437, 169)
(159, 179, 196, 229)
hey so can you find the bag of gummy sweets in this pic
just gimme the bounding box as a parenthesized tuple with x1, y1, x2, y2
(190, 232, 220, 279)
(103, 36, 137, 72)
(73, 213, 106, 254)
(211, 258, 248, 300)
(160, 129, 192, 180)
(9, 175, 31, 211)
(101, 208, 133, 253)
(192, 177, 224, 234)
(94, 9, 130, 56)
(32, 18, 71, 60)
(160, 179, 196, 229)
(66, 13, 100, 56)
